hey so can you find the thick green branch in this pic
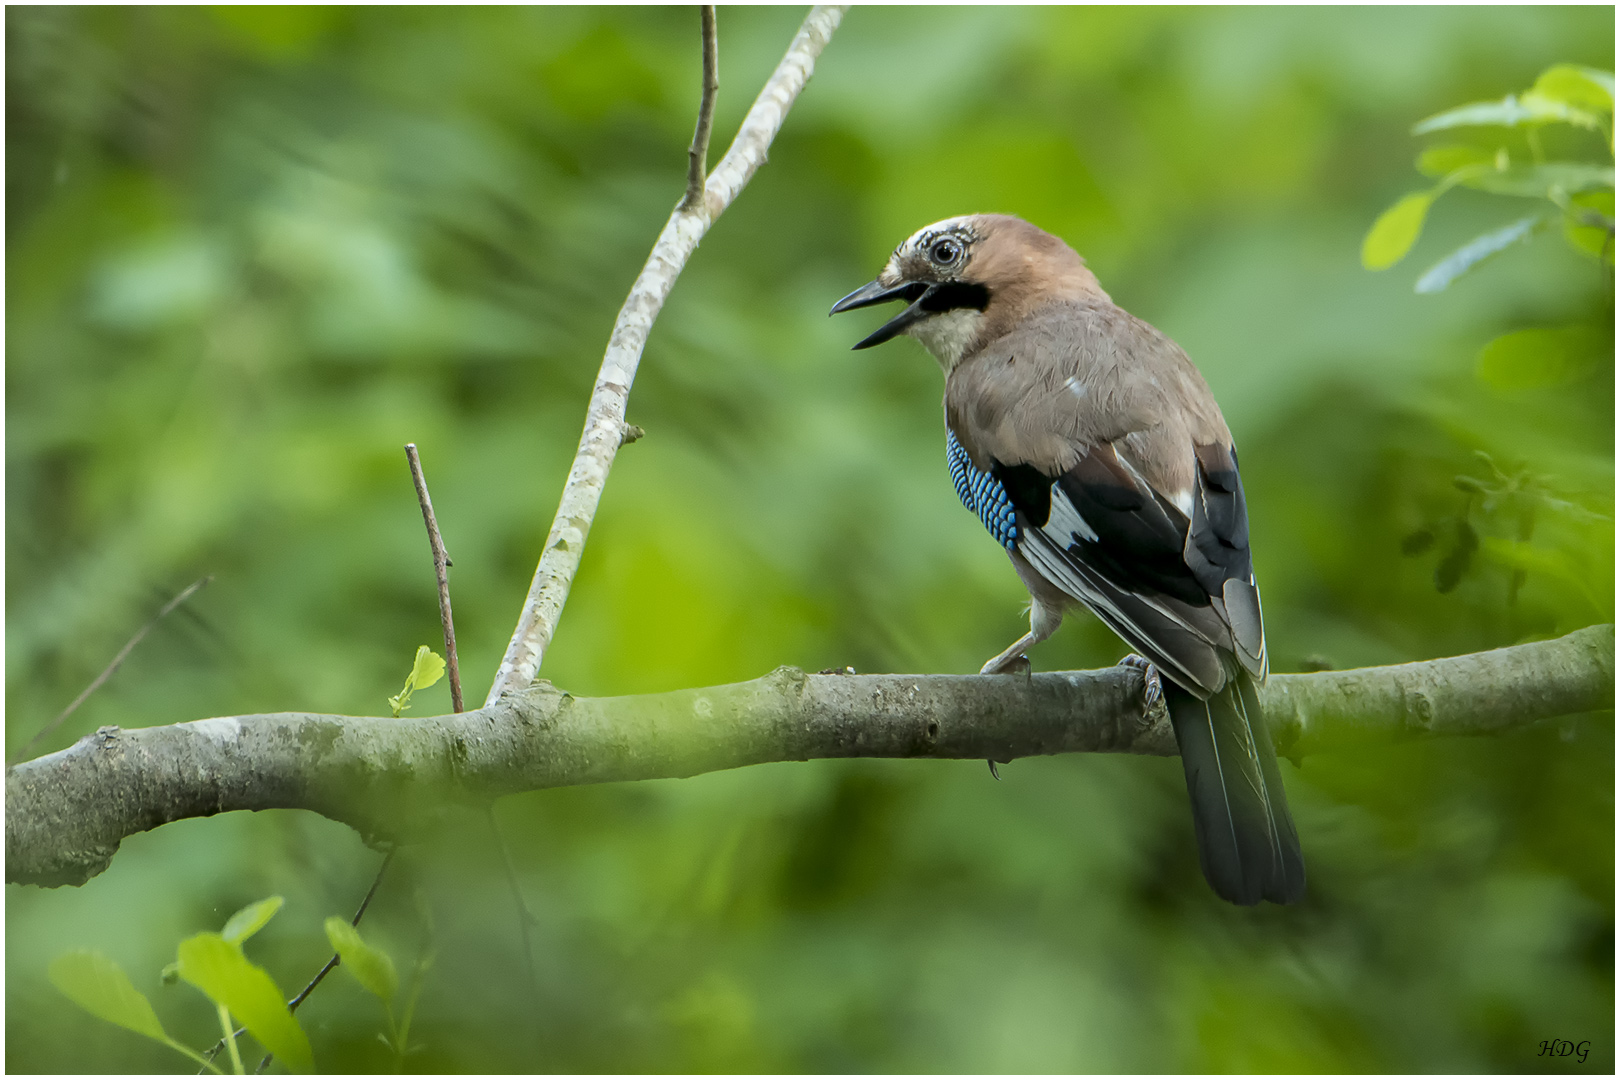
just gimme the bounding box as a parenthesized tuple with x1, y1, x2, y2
(7, 625, 1611, 888)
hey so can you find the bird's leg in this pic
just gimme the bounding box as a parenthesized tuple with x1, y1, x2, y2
(979, 594, 1064, 676)
(980, 597, 1065, 778)
(980, 642, 1029, 778)
(982, 637, 1033, 778)
(1117, 653, 1169, 727)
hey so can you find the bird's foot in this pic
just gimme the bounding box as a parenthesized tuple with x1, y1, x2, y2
(979, 652, 1032, 677)
(987, 759, 1003, 780)
(979, 629, 1039, 676)
(1117, 653, 1169, 728)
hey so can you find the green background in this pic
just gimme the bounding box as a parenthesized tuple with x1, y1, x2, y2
(7, 5, 1613, 1072)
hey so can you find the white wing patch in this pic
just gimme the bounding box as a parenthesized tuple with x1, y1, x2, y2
(1017, 528, 1211, 692)
(1040, 485, 1097, 544)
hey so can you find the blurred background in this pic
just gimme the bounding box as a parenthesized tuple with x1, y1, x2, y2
(7, 5, 1613, 1072)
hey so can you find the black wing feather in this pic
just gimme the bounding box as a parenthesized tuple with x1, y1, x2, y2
(990, 437, 1301, 904)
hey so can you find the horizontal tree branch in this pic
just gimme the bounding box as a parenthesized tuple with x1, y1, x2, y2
(7, 624, 1611, 888)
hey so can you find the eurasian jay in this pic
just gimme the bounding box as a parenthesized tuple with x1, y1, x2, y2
(831, 214, 1305, 906)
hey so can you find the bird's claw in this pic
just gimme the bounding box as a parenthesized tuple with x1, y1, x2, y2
(1117, 653, 1168, 727)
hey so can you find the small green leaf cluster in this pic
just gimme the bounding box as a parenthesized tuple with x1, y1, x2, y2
(1362, 63, 1614, 291)
(325, 917, 434, 1070)
(1400, 452, 1609, 612)
(48, 896, 313, 1074)
(388, 645, 446, 717)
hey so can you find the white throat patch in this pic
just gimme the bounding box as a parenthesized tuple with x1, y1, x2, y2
(906, 308, 985, 371)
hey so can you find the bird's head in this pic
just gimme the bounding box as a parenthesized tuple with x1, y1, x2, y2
(830, 214, 1102, 369)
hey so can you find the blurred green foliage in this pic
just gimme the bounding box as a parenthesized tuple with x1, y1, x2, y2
(7, 6, 1613, 1072)
(50, 895, 310, 1073)
(1360, 60, 1612, 285)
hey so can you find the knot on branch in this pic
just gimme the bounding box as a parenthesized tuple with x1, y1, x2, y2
(768, 664, 809, 697)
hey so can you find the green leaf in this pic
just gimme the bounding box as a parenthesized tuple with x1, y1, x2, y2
(324, 917, 399, 1005)
(1518, 92, 1605, 130)
(1414, 93, 1603, 134)
(1362, 192, 1433, 270)
(408, 645, 446, 693)
(177, 933, 314, 1073)
(1434, 521, 1478, 594)
(1531, 64, 1614, 114)
(389, 645, 445, 717)
(1414, 215, 1541, 294)
(1416, 144, 1494, 178)
(1461, 163, 1614, 199)
(50, 951, 171, 1044)
(1565, 189, 1615, 259)
(1477, 326, 1606, 391)
(221, 896, 284, 944)
(1401, 529, 1436, 556)
(1414, 95, 1535, 133)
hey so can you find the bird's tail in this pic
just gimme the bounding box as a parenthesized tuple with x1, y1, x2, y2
(1164, 673, 1305, 905)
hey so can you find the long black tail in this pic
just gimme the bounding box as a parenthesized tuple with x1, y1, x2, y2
(1164, 673, 1305, 905)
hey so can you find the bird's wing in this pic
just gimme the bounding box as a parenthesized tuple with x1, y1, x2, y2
(946, 301, 1266, 695)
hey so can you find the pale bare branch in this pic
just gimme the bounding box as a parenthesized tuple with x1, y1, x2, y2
(485, 5, 848, 707)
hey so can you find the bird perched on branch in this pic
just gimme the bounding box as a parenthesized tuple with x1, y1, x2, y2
(830, 214, 1304, 906)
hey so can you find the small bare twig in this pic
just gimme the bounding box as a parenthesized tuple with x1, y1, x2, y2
(485, 5, 848, 706)
(9, 575, 212, 767)
(405, 444, 463, 713)
(200, 849, 395, 1073)
(407, 446, 536, 1005)
(679, 6, 720, 212)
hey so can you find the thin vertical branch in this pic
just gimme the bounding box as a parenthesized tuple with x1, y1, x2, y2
(9, 575, 212, 766)
(485, 5, 848, 706)
(407, 446, 537, 1005)
(679, 6, 720, 212)
(405, 444, 463, 713)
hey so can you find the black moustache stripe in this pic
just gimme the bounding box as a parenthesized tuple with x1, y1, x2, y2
(920, 281, 990, 314)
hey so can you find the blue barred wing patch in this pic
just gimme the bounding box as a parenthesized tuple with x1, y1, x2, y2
(947, 430, 1019, 551)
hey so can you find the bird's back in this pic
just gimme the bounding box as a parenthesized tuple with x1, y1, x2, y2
(944, 294, 1302, 904)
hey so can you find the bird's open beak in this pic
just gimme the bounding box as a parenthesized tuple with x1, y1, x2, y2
(829, 279, 933, 350)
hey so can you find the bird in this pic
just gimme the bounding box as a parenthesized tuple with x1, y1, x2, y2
(829, 214, 1305, 906)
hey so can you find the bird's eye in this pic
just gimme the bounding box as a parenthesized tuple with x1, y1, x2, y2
(930, 238, 962, 265)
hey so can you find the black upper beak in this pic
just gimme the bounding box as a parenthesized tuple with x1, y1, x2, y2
(829, 279, 934, 350)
